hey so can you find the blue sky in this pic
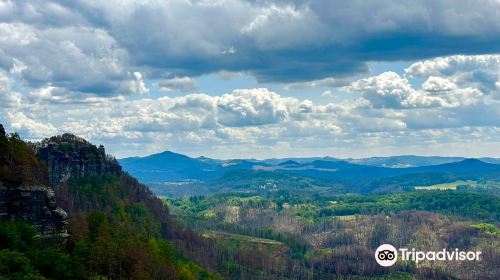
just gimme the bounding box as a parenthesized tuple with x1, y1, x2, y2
(1, 0, 500, 159)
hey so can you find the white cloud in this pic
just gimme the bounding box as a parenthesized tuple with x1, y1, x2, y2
(285, 77, 351, 90)
(216, 88, 291, 126)
(343, 72, 445, 108)
(0, 70, 21, 107)
(2, 51, 500, 158)
(422, 76, 457, 92)
(241, 4, 328, 50)
(7, 111, 57, 137)
(0, 22, 140, 101)
(405, 55, 500, 93)
(1, 0, 500, 91)
(321, 90, 334, 97)
(157, 76, 197, 93)
(217, 70, 243, 80)
(122, 72, 149, 94)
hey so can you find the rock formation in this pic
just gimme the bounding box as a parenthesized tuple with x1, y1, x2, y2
(35, 133, 122, 186)
(0, 183, 68, 237)
(0, 124, 68, 237)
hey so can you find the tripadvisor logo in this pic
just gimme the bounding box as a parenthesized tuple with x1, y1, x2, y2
(375, 244, 398, 267)
(375, 244, 482, 267)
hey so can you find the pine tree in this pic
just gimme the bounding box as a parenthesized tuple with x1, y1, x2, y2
(0, 123, 7, 152)
(0, 123, 8, 175)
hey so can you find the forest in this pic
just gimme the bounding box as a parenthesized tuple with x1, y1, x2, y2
(0, 127, 221, 279)
(164, 189, 500, 279)
(1, 126, 499, 279)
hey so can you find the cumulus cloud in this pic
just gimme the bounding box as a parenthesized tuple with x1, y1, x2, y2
(0, 70, 21, 107)
(0, 22, 143, 101)
(343, 72, 445, 109)
(2, 0, 500, 88)
(3, 67, 500, 158)
(7, 112, 57, 137)
(9, 87, 347, 156)
(405, 55, 500, 93)
(422, 76, 457, 92)
(57, 67, 496, 153)
(121, 88, 301, 129)
(1, 0, 500, 159)
(157, 77, 197, 93)
(123, 72, 149, 94)
(216, 88, 291, 126)
(240, 4, 327, 50)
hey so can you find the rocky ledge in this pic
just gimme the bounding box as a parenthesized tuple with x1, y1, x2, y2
(0, 182, 68, 237)
(35, 133, 122, 186)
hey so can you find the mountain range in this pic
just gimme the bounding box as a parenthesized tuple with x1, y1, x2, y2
(2, 127, 499, 279)
(119, 151, 500, 196)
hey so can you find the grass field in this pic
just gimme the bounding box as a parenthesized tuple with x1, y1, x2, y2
(202, 231, 286, 246)
(415, 180, 471, 190)
(334, 214, 364, 221)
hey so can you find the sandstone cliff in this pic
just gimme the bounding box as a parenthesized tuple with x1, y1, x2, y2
(0, 124, 68, 237)
(35, 133, 122, 186)
(0, 183, 68, 237)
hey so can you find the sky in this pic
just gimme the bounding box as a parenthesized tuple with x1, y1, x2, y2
(1, 0, 500, 159)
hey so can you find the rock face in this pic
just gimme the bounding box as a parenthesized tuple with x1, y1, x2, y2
(0, 125, 69, 237)
(0, 129, 122, 238)
(36, 133, 122, 186)
(0, 183, 68, 237)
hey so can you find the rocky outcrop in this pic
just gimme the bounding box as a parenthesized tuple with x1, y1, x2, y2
(36, 134, 122, 186)
(0, 130, 120, 238)
(0, 183, 68, 237)
(0, 124, 68, 238)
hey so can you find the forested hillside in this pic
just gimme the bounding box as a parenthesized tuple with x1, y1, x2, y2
(166, 191, 500, 279)
(0, 126, 223, 279)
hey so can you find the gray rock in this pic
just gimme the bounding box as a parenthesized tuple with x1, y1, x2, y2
(0, 185, 68, 237)
(36, 134, 121, 186)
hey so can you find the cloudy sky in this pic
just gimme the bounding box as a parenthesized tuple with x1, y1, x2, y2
(1, 0, 500, 159)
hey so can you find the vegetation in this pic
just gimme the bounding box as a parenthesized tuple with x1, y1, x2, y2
(0, 125, 48, 188)
(165, 189, 500, 279)
(0, 217, 218, 280)
(0, 171, 220, 279)
(1, 126, 499, 279)
(0, 127, 221, 279)
(311, 191, 500, 222)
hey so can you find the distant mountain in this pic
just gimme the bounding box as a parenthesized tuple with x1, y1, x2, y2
(266, 155, 500, 168)
(119, 150, 277, 182)
(411, 158, 500, 173)
(119, 150, 223, 181)
(278, 160, 300, 166)
(119, 150, 500, 191)
(282, 158, 500, 181)
(347, 155, 467, 167)
(261, 156, 339, 165)
(310, 160, 359, 170)
(480, 157, 500, 164)
(221, 159, 264, 170)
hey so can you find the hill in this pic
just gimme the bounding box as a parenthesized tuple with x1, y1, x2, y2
(0, 126, 226, 279)
(347, 155, 465, 167)
(119, 150, 222, 181)
(118, 148, 500, 197)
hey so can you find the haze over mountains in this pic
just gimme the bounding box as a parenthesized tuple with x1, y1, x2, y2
(118, 151, 500, 197)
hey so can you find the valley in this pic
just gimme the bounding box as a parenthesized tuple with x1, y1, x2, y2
(121, 150, 500, 279)
(164, 190, 500, 279)
(1, 128, 499, 279)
